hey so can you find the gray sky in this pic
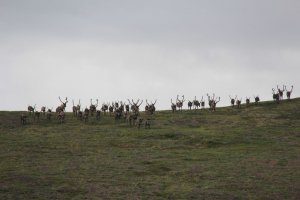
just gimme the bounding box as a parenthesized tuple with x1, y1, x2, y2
(1, 0, 299, 111)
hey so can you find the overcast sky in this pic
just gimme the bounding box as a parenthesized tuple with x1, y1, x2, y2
(0, 0, 299, 111)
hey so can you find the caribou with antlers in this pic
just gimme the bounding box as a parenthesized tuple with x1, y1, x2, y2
(72, 99, 81, 117)
(176, 95, 185, 111)
(253, 95, 260, 105)
(236, 97, 242, 109)
(128, 99, 143, 114)
(145, 99, 157, 115)
(272, 88, 280, 103)
(277, 85, 285, 100)
(229, 95, 237, 107)
(207, 93, 220, 111)
(90, 99, 98, 116)
(245, 97, 250, 107)
(56, 97, 68, 113)
(284, 85, 293, 100)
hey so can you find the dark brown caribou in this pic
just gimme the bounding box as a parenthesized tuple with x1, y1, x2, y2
(28, 104, 36, 115)
(200, 96, 205, 109)
(229, 95, 237, 107)
(253, 95, 260, 105)
(41, 106, 46, 116)
(284, 85, 293, 100)
(187, 100, 193, 110)
(193, 96, 200, 110)
(236, 97, 242, 109)
(145, 99, 157, 115)
(272, 88, 280, 103)
(128, 99, 143, 114)
(245, 97, 250, 107)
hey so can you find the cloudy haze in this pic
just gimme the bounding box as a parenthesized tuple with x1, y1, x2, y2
(1, 0, 299, 111)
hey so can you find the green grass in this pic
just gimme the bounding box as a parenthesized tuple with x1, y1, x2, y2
(0, 99, 300, 199)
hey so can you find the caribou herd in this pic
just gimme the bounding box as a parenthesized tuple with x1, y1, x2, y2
(21, 85, 294, 127)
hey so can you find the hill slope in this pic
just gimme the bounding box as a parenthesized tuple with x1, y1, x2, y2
(0, 99, 300, 199)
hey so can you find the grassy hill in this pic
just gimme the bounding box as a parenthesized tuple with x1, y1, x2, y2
(0, 99, 300, 199)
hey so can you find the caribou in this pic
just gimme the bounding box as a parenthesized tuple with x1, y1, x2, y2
(187, 100, 193, 110)
(272, 88, 280, 103)
(171, 99, 176, 113)
(128, 99, 143, 114)
(277, 85, 285, 100)
(72, 99, 81, 117)
(56, 97, 68, 113)
(207, 93, 220, 111)
(20, 113, 27, 125)
(41, 106, 46, 116)
(236, 97, 242, 109)
(145, 99, 157, 115)
(229, 95, 237, 107)
(253, 95, 260, 105)
(90, 99, 98, 116)
(101, 103, 109, 115)
(28, 104, 36, 115)
(200, 96, 205, 109)
(176, 95, 185, 111)
(193, 96, 200, 110)
(284, 85, 293, 100)
(245, 97, 250, 107)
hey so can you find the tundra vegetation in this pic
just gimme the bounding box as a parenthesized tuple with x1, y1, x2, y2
(0, 98, 299, 199)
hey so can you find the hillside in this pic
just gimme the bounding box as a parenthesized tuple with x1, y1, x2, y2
(0, 99, 300, 199)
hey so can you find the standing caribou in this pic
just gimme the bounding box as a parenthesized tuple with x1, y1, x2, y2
(128, 99, 143, 114)
(253, 95, 260, 105)
(236, 97, 242, 109)
(90, 99, 98, 116)
(171, 99, 176, 113)
(284, 85, 293, 100)
(277, 85, 285, 100)
(56, 97, 68, 113)
(72, 99, 81, 117)
(272, 88, 280, 103)
(245, 97, 250, 107)
(187, 100, 193, 110)
(207, 93, 220, 111)
(145, 100, 157, 115)
(193, 96, 200, 110)
(229, 95, 237, 107)
(200, 96, 205, 109)
(176, 95, 185, 111)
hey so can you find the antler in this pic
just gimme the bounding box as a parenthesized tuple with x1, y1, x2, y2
(59, 96, 63, 103)
(138, 100, 143, 107)
(153, 99, 157, 105)
(127, 99, 133, 105)
(146, 100, 149, 106)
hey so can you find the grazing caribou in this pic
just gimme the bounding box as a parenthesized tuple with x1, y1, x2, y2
(20, 113, 27, 125)
(284, 85, 293, 100)
(57, 111, 65, 124)
(176, 95, 185, 111)
(46, 108, 52, 121)
(28, 104, 36, 115)
(41, 106, 46, 116)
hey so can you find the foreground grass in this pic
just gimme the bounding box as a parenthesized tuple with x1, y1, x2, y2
(0, 99, 300, 199)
